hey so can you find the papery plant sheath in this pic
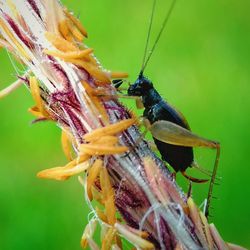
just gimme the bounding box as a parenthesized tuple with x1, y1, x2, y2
(0, 1, 246, 249)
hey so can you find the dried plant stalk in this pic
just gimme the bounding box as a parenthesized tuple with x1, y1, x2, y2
(0, 1, 246, 249)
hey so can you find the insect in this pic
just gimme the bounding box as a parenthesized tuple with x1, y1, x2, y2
(116, 0, 220, 217)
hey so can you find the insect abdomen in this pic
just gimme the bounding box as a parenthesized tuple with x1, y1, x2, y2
(154, 139, 194, 172)
(146, 100, 194, 172)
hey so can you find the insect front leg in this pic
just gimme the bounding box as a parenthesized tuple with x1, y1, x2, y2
(150, 120, 220, 218)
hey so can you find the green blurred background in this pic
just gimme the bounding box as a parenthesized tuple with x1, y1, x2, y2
(0, 0, 249, 249)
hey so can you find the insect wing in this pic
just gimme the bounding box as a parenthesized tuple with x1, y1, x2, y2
(150, 120, 218, 148)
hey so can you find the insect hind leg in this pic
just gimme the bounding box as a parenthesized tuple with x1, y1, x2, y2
(150, 120, 221, 218)
(181, 171, 208, 183)
(205, 144, 220, 218)
(191, 161, 221, 182)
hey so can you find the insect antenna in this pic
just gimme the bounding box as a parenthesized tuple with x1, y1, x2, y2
(140, 0, 157, 76)
(141, 0, 177, 75)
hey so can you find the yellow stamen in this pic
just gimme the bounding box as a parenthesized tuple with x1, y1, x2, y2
(91, 96, 110, 124)
(61, 130, 73, 161)
(105, 195, 116, 225)
(111, 72, 128, 79)
(102, 228, 117, 250)
(84, 118, 136, 142)
(81, 81, 110, 124)
(37, 154, 90, 181)
(28, 106, 46, 118)
(37, 160, 90, 180)
(45, 32, 79, 52)
(87, 159, 103, 200)
(0, 78, 23, 99)
(29, 76, 47, 114)
(115, 223, 154, 250)
(100, 166, 112, 201)
(64, 8, 88, 37)
(66, 58, 111, 84)
(100, 166, 116, 225)
(0, 17, 29, 59)
(81, 80, 95, 94)
(95, 207, 108, 223)
(94, 136, 119, 146)
(58, 19, 73, 42)
(91, 186, 104, 205)
(66, 19, 84, 42)
(80, 144, 128, 156)
(44, 48, 93, 60)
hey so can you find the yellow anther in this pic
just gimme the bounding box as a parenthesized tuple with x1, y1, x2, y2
(105, 195, 116, 225)
(61, 130, 73, 161)
(100, 166, 116, 225)
(37, 154, 90, 181)
(44, 48, 93, 60)
(95, 207, 108, 223)
(45, 32, 79, 52)
(64, 8, 88, 37)
(84, 118, 136, 142)
(66, 19, 84, 42)
(66, 58, 111, 84)
(100, 166, 112, 201)
(28, 106, 45, 118)
(29, 76, 50, 120)
(58, 19, 73, 42)
(91, 96, 110, 124)
(102, 227, 117, 250)
(87, 159, 103, 200)
(94, 136, 119, 146)
(111, 72, 128, 79)
(91, 186, 104, 205)
(81, 81, 110, 124)
(80, 144, 128, 156)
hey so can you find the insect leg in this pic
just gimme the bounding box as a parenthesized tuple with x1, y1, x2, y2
(205, 145, 220, 218)
(187, 181, 192, 198)
(181, 171, 208, 183)
(191, 161, 221, 182)
(150, 120, 220, 218)
(94, 89, 144, 107)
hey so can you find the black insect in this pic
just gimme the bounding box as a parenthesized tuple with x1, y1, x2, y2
(121, 0, 220, 217)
